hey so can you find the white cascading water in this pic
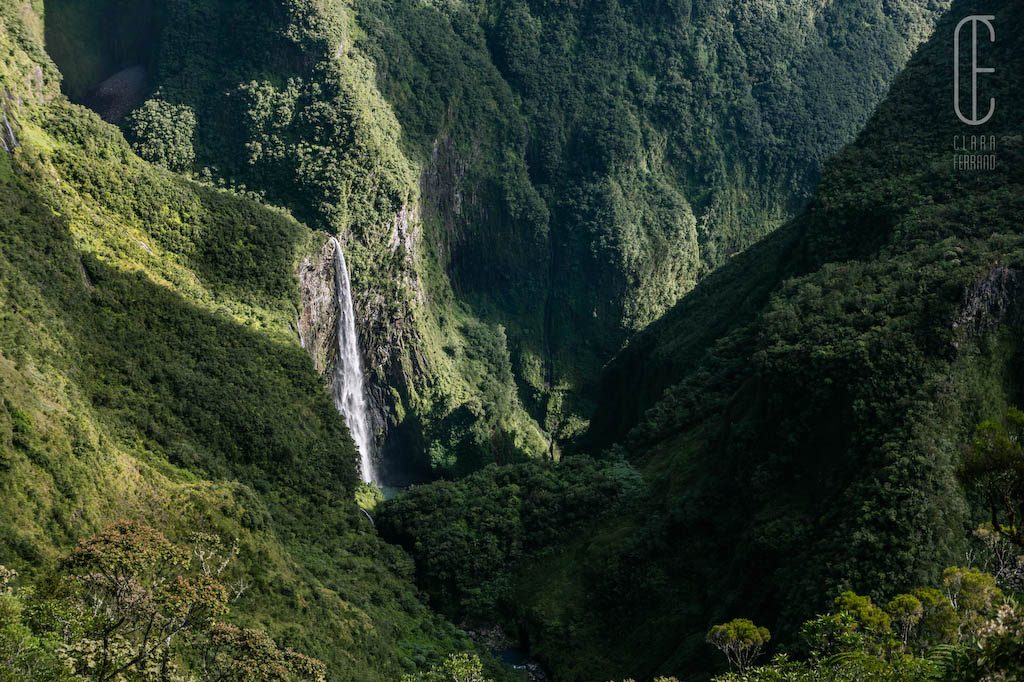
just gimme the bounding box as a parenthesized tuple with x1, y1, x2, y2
(329, 237, 376, 484)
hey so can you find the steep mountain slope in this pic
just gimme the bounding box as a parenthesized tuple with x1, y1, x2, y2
(379, 1, 1024, 678)
(539, 0, 1024, 674)
(42, 0, 950, 478)
(0, 3, 471, 678)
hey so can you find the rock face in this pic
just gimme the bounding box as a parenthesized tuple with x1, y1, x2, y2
(83, 65, 147, 123)
(954, 267, 1024, 340)
(297, 237, 338, 376)
(422, 133, 468, 270)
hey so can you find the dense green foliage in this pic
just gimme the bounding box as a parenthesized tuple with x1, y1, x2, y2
(707, 619, 770, 673)
(379, 457, 639, 620)
(0, 522, 328, 682)
(42, 0, 949, 476)
(9, 0, 1024, 679)
(591, 0, 1024, 672)
(351, 0, 950, 431)
(400, 652, 492, 682)
(710, 561, 1024, 681)
(961, 408, 1024, 546)
(124, 99, 196, 172)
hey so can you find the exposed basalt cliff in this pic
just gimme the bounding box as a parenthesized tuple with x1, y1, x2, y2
(298, 236, 392, 463)
(954, 266, 1024, 341)
(297, 237, 338, 375)
(83, 64, 147, 123)
(422, 133, 469, 270)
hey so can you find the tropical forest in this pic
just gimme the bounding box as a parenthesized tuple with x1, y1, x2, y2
(0, 0, 1022, 679)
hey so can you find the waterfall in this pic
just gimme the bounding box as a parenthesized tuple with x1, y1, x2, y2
(329, 237, 376, 484)
(1, 112, 15, 153)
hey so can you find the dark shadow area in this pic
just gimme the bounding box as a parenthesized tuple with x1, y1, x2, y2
(44, 0, 160, 120)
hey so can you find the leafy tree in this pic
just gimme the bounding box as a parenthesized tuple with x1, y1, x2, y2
(832, 592, 891, 638)
(908, 587, 958, 652)
(400, 652, 491, 682)
(711, 566, 1019, 681)
(707, 618, 770, 672)
(941, 566, 1002, 642)
(125, 99, 197, 173)
(199, 622, 327, 682)
(714, 651, 941, 681)
(970, 525, 1024, 592)
(800, 592, 893, 658)
(959, 408, 1024, 547)
(885, 594, 922, 646)
(799, 612, 866, 659)
(57, 520, 230, 680)
(0, 523, 328, 681)
(0, 566, 73, 681)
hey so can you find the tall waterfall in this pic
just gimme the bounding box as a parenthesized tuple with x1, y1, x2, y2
(329, 237, 376, 484)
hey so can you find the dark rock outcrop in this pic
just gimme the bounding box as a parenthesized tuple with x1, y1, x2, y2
(953, 266, 1024, 340)
(83, 65, 147, 123)
(297, 237, 338, 375)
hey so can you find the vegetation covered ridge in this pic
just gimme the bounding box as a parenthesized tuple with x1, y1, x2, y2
(378, 0, 1024, 678)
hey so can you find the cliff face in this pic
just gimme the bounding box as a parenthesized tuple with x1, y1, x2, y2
(297, 230, 428, 482)
(954, 267, 1024, 341)
(297, 236, 337, 376)
(343, 0, 955, 462)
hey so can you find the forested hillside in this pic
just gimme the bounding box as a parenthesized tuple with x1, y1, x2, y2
(42, 0, 949, 478)
(0, 2, 478, 678)
(379, 0, 1024, 678)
